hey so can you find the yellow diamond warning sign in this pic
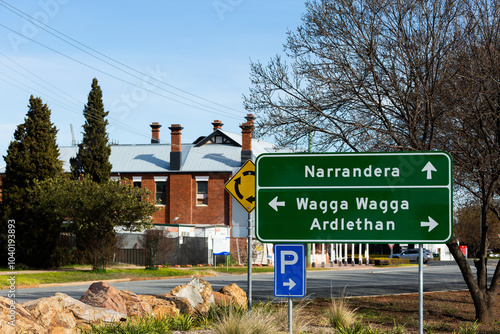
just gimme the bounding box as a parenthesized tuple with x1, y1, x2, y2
(225, 160, 255, 213)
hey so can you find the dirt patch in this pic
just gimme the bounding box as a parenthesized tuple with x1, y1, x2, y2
(301, 290, 500, 333)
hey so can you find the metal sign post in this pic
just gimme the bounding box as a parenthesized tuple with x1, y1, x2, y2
(224, 160, 256, 311)
(274, 244, 306, 334)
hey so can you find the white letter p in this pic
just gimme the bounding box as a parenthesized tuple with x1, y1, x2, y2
(281, 251, 298, 274)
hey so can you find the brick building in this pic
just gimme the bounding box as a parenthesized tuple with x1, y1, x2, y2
(53, 114, 274, 226)
(0, 114, 280, 264)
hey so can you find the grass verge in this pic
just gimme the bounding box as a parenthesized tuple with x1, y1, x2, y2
(0, 268, 210, 288)
(0, 265, 275, 289)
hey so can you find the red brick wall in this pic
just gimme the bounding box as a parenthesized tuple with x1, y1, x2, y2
(192, 173, 230, 225)
(117, 172, 232, 227)
(168, 174, 192, 225)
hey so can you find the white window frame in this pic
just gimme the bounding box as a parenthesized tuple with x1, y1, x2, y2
(154, 176, 168, 206)
(195, 176, 209, 206)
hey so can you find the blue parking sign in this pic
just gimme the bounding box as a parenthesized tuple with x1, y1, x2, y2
(274, 244, 306, 297)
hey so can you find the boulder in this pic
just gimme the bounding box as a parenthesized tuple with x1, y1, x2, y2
(21, 294, 76, 334)
(79, 281, 127, 315)
(137, 295, 179, 317)
(118, 289, 152, 317)
(212, 291, 232, 306)
(23, 293, 126, 324)
(169, 278, 214, 313)
(218, 283, 247, 308)
(0, 296, 45, 334)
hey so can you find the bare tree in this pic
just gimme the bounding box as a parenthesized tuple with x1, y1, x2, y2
(443, 0, 500, 322)
(245, 0, 500, 323)
(246, 0, 468, 153)
(138, 229, 175, 268)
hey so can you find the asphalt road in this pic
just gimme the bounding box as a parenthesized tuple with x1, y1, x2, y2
(5, 260, 492, 304)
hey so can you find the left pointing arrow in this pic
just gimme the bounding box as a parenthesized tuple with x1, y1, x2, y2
(283, 278, 296, 290)
(269, 196, 285, 211)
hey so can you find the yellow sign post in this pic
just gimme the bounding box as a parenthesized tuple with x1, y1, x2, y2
(224, 160, 255, 213)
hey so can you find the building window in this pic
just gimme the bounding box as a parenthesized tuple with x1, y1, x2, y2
(133, 176, 142, 188)
(154, 176, 168, 205)
(196, 176, 209, 206)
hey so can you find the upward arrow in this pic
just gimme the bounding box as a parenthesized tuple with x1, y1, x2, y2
(422, 161, 437, 180)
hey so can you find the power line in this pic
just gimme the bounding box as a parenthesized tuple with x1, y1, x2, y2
(0, 22, 243, 121)
(0, 68, 152, 140)
(0, 1, 244, 119)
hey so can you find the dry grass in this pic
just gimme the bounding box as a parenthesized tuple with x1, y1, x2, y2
(322, 297, 358, 330)
(301, 290, 500, 333)
(212, 305, 280, 334)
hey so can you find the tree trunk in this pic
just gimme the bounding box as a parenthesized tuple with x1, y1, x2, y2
(447, 237, 500, 323)
(473, 290, 496, 324)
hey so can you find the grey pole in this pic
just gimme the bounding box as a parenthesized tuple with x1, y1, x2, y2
(419, 244, 423, 334)
(247, 212, 252, 311)
(288, 297, 293, 333)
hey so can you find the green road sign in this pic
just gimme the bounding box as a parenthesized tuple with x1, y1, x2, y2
(255, 152, 453, 244)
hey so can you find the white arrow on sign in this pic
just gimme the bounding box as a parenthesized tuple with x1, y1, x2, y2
(269, 196, 286, 211)
(283, 278, 296, 290)
(421, 216, 439, 232)
(421, 161, 437, 180)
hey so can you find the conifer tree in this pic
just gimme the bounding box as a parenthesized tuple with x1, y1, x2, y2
(1, 96, 63, 267)
(70, 78, 112, 183)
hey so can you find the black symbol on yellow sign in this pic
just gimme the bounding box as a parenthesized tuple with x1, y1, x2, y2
(225, 160, 255, 213)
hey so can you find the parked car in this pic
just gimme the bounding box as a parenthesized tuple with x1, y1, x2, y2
(389, 248, 430, 263)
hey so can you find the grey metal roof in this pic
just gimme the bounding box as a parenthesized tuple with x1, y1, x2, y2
(51, 131, 279, 174)
(57, 144, 191, 173)
(182, 143, 241, 171)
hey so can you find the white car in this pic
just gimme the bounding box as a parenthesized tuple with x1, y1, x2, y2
(390, 249, 430, 263)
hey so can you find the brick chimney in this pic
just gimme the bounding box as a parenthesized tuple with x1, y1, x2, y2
(212, 120, 223, 131)
(240, 115, 254, 166)
(169, 124, 183, 170)
(150, 122, 161, 144)
(245, 113, 255, 127)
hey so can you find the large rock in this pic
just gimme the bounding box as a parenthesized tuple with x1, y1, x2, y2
(212, 291, 232, 306)
(0, 296, 45, 334)
(118, 289, 152, 317)
(137, 295, 179, 317)
(79, 281, 127, 315)
(22, 294, 76, 334)
(23, 293, 126, 324)
(169, 278, 214, 313)
(218, 283, 247, 308)
(156, 293, 193, 314)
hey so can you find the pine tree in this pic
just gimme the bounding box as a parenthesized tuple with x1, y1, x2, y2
(1, 96, 63, 267)
(70, 78, 112, 183)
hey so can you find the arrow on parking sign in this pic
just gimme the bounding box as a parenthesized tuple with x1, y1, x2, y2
(283, 278, 296, 290)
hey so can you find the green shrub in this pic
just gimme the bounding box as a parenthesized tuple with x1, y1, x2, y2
(455, 321, 479, 334)
(170, 313, 194, 331)
(81, 316, 172, 333)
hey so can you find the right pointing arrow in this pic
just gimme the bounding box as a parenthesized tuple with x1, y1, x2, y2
(269, 196, 286, 212)
(421, 216, 439, 232)
(283, 278, 296, 290)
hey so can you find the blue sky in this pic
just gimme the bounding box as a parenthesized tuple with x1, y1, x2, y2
(0, 1, 307, 164)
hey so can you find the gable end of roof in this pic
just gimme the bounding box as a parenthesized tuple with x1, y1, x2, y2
(194, 130, 241, 147)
